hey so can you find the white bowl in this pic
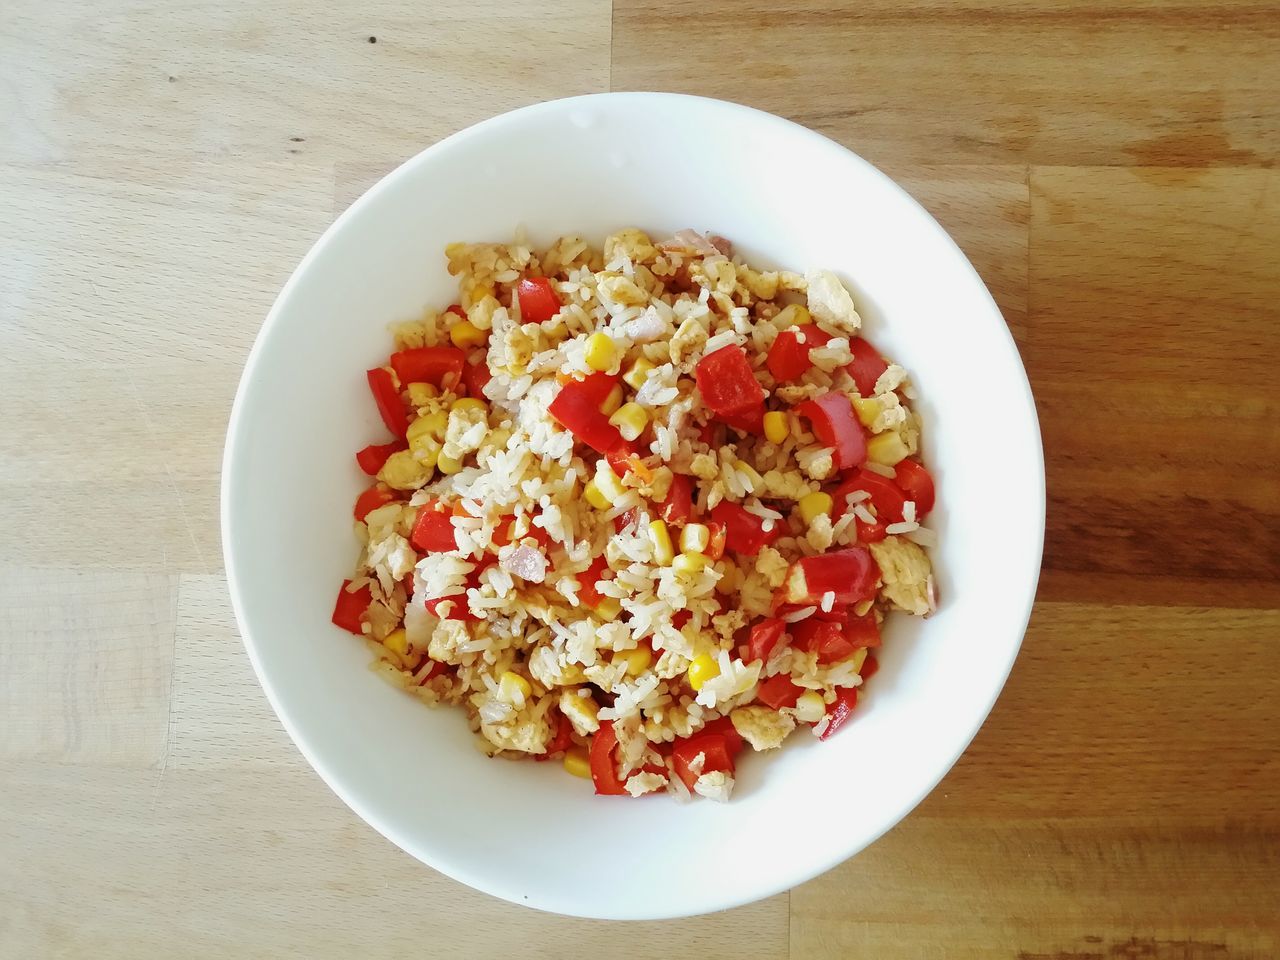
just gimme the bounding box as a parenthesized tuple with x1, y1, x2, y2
(222, 93, 1044, 919)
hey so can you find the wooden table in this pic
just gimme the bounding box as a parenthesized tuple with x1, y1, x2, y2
(3, 1, 1277, 956)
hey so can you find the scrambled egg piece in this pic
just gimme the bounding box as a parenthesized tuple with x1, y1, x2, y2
(559, 688, 601, 736)
(444, 403, 489, 460)
(804, 269, 862, 333)
(730, 705, 796, 751)
(604, 227, 658, 266)
(869, 536, 931, 615)
(692, 770, 734, 802)
(427, 618, 472, 663)
(669, 317, 709, 369)
(597, 273, 649, 306)
(481, 713, 551, 755)
(528, 644, 587, 688)
(624, 771, 668, 797)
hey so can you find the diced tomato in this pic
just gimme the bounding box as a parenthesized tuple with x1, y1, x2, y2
(517, 277, 562, 323)
(389, 346, 466, 390)
(331, 580, 371, 635)
(861, 653, 880, 680)
(539, 710, 573, 760)
(410, 500, 457, 552)
(577, 555, 612, 608)
(670, 733, 734, 791)
(834, 468, 908, 525)
(354, 484, 396, 521)
(659, 474, 695, 525)
(856, 516, 887, 544)
(462, 357, 492, 400)
(757, 674, 804, 710)
(782, 548, 879, 606)
(709, 500, 781, 556)
(766, 326, 834, 382)
(366, 367, 408, 438)
(424, 594, 479, 622)
(819, 687, 859, 740)
(791, 619, 853, 664)
(741, 618, 786, 664)
(698, 716, 745, 756)
(720, 404, 764, 435)
(843, 613, 882, 650)
(796, 393, 867, 471)
(846, 337, 889, 396)
(590, 721, 629, 796)
(549, 372, 628, 454)
(698, 421, 724, 447)
(893, 459, 936, 517)
(607, 449, 653, 482)
(355, 440, 405, 476)
(695, 344, 765, 416)
(704, 522, 727, 561)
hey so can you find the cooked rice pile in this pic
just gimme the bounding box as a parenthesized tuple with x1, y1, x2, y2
(333, 228, 938, 802)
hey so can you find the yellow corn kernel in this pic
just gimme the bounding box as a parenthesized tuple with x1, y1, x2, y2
(563, 747, 592, 779)
(498, 670, 532, 704)
(622, 358, 655, 390)
(777, 303, 812, 327)
(798, 491, 834, 526)
(584, 332, 618, 372)
(584, 479, 611, 511)
(687, 653, 720, 691)
(383, 628, 409, 657)
(614, 646, 653, 677)
(648, 520, 675, 565)
(851, 395, 881, 429)
(593, 597, 622, 621)
(763, 411, 790, 445)
(485, 427, 511, 451)
(449, 319, 486, 349)
(594, 463, 626, 501)
(679, 522, 710, 554)
(451, 397, 487, 415)
(793, 690, 827, 724)
(734, 460, 762, 491)
(378, 449, 432, 490)
(599, 383, 624, 416)
(672, 552, 708, 577)
(849, 648, 869, 675)
(406, 382, 438, 406)
(436, 450, 464, 475)
(608, 402, 649, 442)
(866, 430, 910, 466)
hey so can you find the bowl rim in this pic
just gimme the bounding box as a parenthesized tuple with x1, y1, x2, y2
(221, 91, 1046, 919)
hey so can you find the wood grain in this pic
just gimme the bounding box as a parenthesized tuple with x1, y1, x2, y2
(4, 0, 1280, 954)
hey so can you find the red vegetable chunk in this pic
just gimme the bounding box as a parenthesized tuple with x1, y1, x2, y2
(331, 580, 372, 635)
(757, 674, 804, 710)
(670, 733, 735, 791)
(389, 346, 466, 390)
(819, 687, 859, 740)
(462, 357, 492, 400)
(741, 617, 786, 664)
(354, 484, 396, 521)
(576, 555, 612, 608)
(796, 393, 866, 471)
(766, 327, 834, 382)
(710, 500, 781, 556)
(410, 500, 457, 553)
(783, 548, 879, 606)
(658, 474, 695, 525)
(834, 468, 908, 525)
(548, 373, 628, 454)
(517, 277, 562, 323)
(695, 345, 764, 416)
(355, 440, 405, 476)
(893, 459, 936, 517)
(590, 721, 629, 795)
(366, 367, 408, 438)
(846, 337, 889, 396)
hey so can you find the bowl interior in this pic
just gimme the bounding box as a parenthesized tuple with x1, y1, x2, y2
(222, 93, 1044, 919)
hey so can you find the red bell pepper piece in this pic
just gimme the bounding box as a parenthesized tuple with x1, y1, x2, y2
(856, 516, 887, 544)
(354, 484, 397, 521)
(796, 393, 867, 471)
(843, 613, 882, 650)
(757, 674, 804, 710)
(698, 420, 724, 447)
(446, 304, 467, 319)
(516, 277, 562, 323)
(612, 507, 640, 533)
(709, 500, 781, 556)
(893, 459, 936, 517)
(741, 617, 786, 664)
(819, 687, 859, 740)
(462, 357, 492, 400)
(766, 327, 834, 382)
(720, 404, 764, 435)
(846, 337, 889, 396)
(576, 555, 612, 608)
(670, 733, 735, 791)
(782, 548, 879, 606)
(355, 440, 406, 476)
(424, 594, 479, 622)
(861, 653, 880, 680)
(658, 474, 695, 525)
(695, 344, 764, 416)
(548, 373, 628, 454)
(698, 716, 745, 756)
(538, 710, 573, 760)
(834, 468, 908, 525)
(366, 367, 408, 438)
(791, 619, 853, 664)
(590, 721, 629, 796)
(704, 521, 727, 560)
(331, 580, 372, 635)
(410, 500, 457, 552)
(390, 346, 466, 391)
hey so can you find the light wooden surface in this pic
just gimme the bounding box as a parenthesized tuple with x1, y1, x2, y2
(3, 0, 1278, 956)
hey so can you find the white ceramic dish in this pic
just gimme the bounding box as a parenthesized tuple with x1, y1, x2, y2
(222, 93, 1044, 919)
